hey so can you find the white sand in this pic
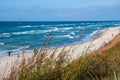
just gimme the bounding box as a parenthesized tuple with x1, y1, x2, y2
(0, 26, 120, 78)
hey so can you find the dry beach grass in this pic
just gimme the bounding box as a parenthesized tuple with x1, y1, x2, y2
(1, 26, 120, 80)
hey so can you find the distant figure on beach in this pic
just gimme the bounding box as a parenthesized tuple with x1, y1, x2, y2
(22, 50, 25, 57)
(17, 52, 20, 58)
(8, 51, 11, 57)
(34, 48, 38, 57)
(112, 34, 113, 37)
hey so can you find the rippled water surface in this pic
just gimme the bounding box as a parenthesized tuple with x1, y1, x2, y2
(0, 21, 120, 55)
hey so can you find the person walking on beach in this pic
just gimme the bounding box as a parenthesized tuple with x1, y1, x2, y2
(34, 48, 38, 57)
(17, 51, 20, 58)
(8, 51, 11, 57)
(112, 34, 113, 37)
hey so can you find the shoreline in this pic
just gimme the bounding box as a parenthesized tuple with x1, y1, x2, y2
(0, 29, 99, 57)
(0, 26, 120, 78)
(68, 26, 120, 59)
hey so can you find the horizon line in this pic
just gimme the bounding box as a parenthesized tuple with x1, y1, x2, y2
(0, 20, 120, 22)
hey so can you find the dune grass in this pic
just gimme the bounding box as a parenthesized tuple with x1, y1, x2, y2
(2, 34, 120, 80)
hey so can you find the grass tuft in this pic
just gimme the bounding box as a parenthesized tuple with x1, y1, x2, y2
(2, 34, 120, 80)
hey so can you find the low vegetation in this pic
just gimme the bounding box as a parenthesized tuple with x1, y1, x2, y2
(2, 34, 120, 80)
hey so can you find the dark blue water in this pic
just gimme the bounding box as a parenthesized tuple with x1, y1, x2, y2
(0, 21, 120, 55)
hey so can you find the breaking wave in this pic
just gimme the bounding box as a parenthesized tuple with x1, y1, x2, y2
(0, 43, 4, 45)
(0, 33, 11, 38)
(17, 25, 38, 28)
(12, 28, 59, 35)
(59, 27, 73, 32)
(54, 34, 74, 39)
(70, 32, 75, 35)
(82, 30, 99, 42)
(89, 30, 99, 37)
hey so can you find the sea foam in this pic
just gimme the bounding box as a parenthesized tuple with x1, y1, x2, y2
(17, 25, 37, 28)
(0, 43, 4, 45)
(89, 30, 99, 37)
(12, 28, 59, 35)
(0, 33, 11, 37)
(54, 34, 73, 39)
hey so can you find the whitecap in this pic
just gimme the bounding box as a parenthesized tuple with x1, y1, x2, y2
(76, 26, 85, 29)
(88, 25, 97, 27)
(52, 27, 59, 31)
(82, 30, 99, 42)
(12, 30, 44, 35)
(12, 30, 36, 35)
(0, 33, 11, 37)
(70, 32, 75, 35)
(57, 24, 76, 26)
(89, 30, 99, 37)
(0, 43, 4, 45)
(0, 45, 30, 55)
(17, 25, 34, 28)
(59, 27, 73, 31)
(23, 45, 30, 49)
(76, 26, 81, 28)
(12, 28, 59, 35)
(54, 35, 73, 39)
(12, 46, 30, 51)
(41, 25, 45, 27)
(41, 25, 54, 27)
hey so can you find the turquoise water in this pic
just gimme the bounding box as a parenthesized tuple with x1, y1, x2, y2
(0, 21, 120, 55)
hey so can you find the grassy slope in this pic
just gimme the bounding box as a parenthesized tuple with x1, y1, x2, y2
(63, 34, 120, 80)
(4, 34, 120, 80)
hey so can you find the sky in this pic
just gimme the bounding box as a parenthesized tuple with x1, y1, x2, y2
(0, 0, 120, 21)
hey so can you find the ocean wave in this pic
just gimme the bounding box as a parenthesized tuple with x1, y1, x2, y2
(76, 26, 81, 28)
(70, 32, 75, 35)
(0, 45, 30, 55)
(52, 27, 59, 31)
(12, 28, 59, 35)
(59, 27, 73, 32)
(47, 24, 76, 27)
(76, 26, 91, 30)
(0, 33, 11, 37)
(89, 30, 99, 37)
(54, 34, 73, 39)
(0, 50, 12, 55)
(23, 45, 30, 49)
(17, 25, 34, 28)
(18, 25, 55, 28)
(76, 26, 86, 29)
(41, 25, 54, 27)
(12, 30, 36, 35)
(11, 46, 30, 52)
(82, 30, 99, 42)
(0, 43, 4, 45)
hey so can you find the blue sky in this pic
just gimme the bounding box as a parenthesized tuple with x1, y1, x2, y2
(0, 0, 120, 21)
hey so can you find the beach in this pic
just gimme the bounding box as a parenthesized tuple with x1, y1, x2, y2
(0, 26, 120, 78)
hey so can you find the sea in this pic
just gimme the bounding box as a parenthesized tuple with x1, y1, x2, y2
(0, 21, 120, 55)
